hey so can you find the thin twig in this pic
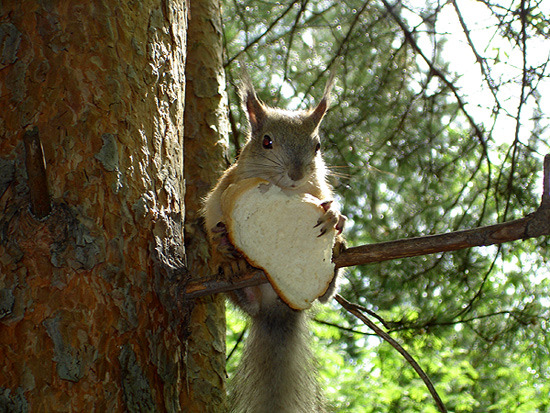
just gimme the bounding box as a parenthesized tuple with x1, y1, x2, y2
(277, 0, 309, 102)
(379, 0, 486, 148)
(224, 1, 299, 67)
(451, 0, 501, 109)
(335, 294, 448, 413)
(299, 0, 373, 104)
(502, 0, 528, 221)
(378, 0, 494, 206)
(314, 318, 379, 336)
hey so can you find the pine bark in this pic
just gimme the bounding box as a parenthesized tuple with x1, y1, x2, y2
(182, 0, 229, 411)
(0, 1, 188, 411)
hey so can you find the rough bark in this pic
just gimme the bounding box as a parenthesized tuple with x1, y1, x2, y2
(0, 1, 187, 411)
(182, 0, 229, 411)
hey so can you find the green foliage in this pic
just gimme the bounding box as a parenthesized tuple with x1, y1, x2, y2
(223, 0, 550, 411)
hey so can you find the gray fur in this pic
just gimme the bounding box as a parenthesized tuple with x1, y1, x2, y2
(229, 302, 325, 413)
(206, 72, 342, 412)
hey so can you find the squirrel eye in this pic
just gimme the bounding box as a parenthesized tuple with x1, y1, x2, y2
(262, 135, 273, 149)
(315, 142, 321, 152)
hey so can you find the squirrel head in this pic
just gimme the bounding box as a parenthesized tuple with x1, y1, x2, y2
(238, 73, 335, 190)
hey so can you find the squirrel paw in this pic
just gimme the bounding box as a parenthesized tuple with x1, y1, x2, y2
(210, 222, 251, 279)
(315, 200, 347, 237)
(211, 222, 240, 259)
(219, 258, 250, 280)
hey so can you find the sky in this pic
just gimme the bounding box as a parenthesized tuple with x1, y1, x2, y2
(437, 0, 549, 144)
(402, 0, 549, 197)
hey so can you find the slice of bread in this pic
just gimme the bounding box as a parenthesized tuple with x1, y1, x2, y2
(221, 178, 336, 310)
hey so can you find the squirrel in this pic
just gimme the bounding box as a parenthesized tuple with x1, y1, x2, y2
(202, 71, 345, 413)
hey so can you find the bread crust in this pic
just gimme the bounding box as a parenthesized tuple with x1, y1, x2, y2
(221, 178, 336, 310)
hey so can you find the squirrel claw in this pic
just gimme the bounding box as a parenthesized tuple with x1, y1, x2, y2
(217, 237, 241, 259)
(315, 201, 347, 237)
(320, 200, 333, 212)
(211, 222, 228, 234)
(220, 258, 250, 280)
(335, 214, 347, 235)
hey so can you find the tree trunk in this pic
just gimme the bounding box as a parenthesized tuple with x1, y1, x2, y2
(0, 1, 188, 411)
(182, 0, 229, 411)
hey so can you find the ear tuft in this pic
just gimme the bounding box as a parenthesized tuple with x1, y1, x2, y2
(308, 72, 336, 127)
(238, 65, 266, 131)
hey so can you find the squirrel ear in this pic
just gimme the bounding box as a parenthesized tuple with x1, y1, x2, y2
(239, 69, 266, 132)
(308, 72, 335, 128)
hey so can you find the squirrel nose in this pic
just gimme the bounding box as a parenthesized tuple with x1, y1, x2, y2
(287, 165, 305, 182)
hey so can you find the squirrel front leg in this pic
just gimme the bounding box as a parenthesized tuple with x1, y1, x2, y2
(315, 199, 347, 303)
(318, 233, 346, 303)
(203, 166, 251, 278)
(209, 222, 250, 275)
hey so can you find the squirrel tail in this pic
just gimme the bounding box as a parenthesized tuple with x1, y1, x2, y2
(229, 302, 324, 413)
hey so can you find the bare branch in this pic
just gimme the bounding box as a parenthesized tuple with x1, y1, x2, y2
(184, 199, 549, 298)
(183, 155, 550, 299)
(184, 268, 267, 300)
(334, 205, 549, 268)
